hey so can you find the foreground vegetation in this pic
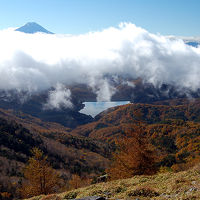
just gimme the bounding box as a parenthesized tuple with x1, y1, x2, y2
(26, 165, 200, 200)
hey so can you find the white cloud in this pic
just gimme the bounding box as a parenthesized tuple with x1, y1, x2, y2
(0, 23, 200, 102)
(44, 83, 73, 110)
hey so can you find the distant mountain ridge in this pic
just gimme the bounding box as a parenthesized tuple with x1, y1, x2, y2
(185, 41, 200, 47)
(15, 22, 53, 34)
(167, 35, 200, 48)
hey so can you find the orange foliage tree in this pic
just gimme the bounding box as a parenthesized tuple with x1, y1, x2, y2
(68, 174, 92, 190)
(68, 174, 82, 189)
(106, 125, 158, 180)
(20, 148, 60, 198)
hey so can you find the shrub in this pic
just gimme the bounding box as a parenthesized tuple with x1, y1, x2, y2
(127, 187, 159, 197)
(64, 191, 78, 199)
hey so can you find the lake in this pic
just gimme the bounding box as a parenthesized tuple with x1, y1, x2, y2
(80, 101, 130, 117)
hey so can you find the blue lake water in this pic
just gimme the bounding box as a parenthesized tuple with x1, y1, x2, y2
(80, 101, 130, 117)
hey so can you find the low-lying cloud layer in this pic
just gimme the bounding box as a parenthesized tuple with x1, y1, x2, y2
(0, 23, 200, 105)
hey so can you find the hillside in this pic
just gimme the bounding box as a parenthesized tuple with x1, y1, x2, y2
(1, 98, 200, 199)
(0, 111, 111, 199)
(26, 166, 200, 200)
(71, 99, 200, 170)
(0, 89, 93, 128)
(1, 78, 200, 129)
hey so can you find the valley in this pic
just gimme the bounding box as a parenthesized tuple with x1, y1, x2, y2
(0, 16, 200, 200)
(1, 92, 200, 199)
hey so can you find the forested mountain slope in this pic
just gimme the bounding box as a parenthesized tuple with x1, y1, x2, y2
(0, 111, 111, 199)
(71, 99, 200, 170)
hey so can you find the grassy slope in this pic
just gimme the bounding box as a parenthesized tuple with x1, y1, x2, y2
(27, 166, 200, 200)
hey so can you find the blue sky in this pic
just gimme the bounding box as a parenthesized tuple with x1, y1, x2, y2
(0, 0, 200, 36)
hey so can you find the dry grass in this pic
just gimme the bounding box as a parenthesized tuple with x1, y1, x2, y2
(25, 165, 200, 200)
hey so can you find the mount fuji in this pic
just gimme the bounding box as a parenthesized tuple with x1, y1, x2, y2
(15, 22, 53, 34)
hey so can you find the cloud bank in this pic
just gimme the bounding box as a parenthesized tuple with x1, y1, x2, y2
(0, 22, 200, 104)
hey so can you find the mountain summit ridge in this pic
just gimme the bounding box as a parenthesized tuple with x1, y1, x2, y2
(15, 22, 54, 34)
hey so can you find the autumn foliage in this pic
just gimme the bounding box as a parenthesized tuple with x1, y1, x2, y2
(20, 148, 60, 198)
(107, 125, 158, 180)
(68, 174, 92, 190)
